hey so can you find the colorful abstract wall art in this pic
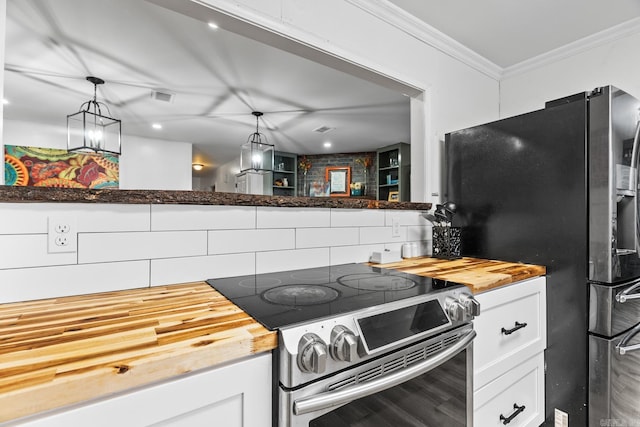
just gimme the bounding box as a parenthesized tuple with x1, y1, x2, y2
(4, 145, 119, 188)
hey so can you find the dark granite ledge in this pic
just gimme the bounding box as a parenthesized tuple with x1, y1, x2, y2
(0, 186, 432, 210)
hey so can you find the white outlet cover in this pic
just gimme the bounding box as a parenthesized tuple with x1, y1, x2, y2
(48, 215, 78, 253)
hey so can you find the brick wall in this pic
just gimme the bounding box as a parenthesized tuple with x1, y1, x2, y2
(297, 152, 376, 197)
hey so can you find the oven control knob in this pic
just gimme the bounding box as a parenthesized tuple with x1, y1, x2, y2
(445, 297, 466, 322)
(459, 294, 481, 317)
(298, 333, 328, 374)
(330, 325, 358, 362)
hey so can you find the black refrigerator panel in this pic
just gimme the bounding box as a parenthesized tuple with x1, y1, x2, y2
(445, 96, 589, 426)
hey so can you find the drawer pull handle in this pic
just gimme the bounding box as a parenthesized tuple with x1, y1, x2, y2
(500, 403, 526, 425)
(501, 321, 527, 335)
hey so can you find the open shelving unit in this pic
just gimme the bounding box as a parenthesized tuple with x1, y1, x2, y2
(272, 151, 297, 197)
(377, 143, 410, 202)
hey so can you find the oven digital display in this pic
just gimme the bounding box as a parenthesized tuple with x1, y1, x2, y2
(357, 300, 449, 351)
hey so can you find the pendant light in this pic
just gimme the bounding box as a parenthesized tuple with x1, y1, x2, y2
(67, 76, 122, 156)
(240, 111, 274, 173)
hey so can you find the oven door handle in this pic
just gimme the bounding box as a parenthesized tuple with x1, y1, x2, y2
(615, 281, 640, 303)
(293, 328, 476, 416)
(617, 322, 640, 355)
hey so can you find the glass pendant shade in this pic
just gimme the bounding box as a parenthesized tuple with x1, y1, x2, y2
(67, 76, 121, 156)
(240, 111, 274, 173)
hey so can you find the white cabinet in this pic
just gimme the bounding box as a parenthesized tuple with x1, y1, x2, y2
(236, 171, 272, 195)
(473, 277, 546, 427)
(3, 353, 272, 427)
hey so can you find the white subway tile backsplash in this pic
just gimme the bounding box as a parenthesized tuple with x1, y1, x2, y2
(151, 205, 256, 231)
(1, 201, 433, 303)
(256, 248, 330, 274)
(78, 231, 207, 263)
(0, 235, 77, 269)
(330, 244, 383, 265)
(359, 226, 407, 244)
(0, 261, 150, 304)
(150, 253, 255, 286)
(385, 210, 429, 226)
(0, 203, 150, 234)
(257, 207, 329, 229)
(208, 229, 295, 254)
(330, 209, 385, 227)
(296, 227, 359, 248)
(407, 225, 431, 242)
(384, 242, 404, 252)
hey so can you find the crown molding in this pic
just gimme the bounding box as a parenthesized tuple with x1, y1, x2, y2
(502, 16, 640, 79)
(345, 0, 503, 80)
(348, 1, 640, 82)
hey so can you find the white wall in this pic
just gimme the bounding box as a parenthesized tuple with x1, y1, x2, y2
(179, 0, 501, 202)
(212, 157, 241, 193)
(1, 0, 501, 199)
(3, 119, 193, 190)
(500, 31, 640, 118)
(119, 134, 192, 191)
(0, 203, 431, 303)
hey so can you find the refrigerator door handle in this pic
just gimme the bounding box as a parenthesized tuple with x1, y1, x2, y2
(616, 281, 640, 303)
(616, 322, 640, 355)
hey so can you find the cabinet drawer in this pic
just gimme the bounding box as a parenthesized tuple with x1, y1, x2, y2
(474, 352, 544, 427)
(474, 277, 546, 389)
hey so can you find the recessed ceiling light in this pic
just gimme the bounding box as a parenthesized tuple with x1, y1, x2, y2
(2, 99, 8, 105)
(152, 123, 162, 130)
(208, 22, 219, 30)
(323, 142, 332, 148)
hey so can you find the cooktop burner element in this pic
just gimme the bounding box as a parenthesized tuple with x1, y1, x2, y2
(337, 273, 417, 291)
(207, 263, 462, 330)
(262, 285, 340, 306)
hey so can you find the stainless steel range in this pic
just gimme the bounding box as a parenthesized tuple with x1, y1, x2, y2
(208, 263, 480, 427)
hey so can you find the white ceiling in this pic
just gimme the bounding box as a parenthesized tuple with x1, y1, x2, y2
(3, 0, 410, 174)
(386, 0, 640, 68)
(5, 0, 640, 176)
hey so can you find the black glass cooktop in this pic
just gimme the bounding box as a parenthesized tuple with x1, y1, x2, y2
(207, 263, 462, 330)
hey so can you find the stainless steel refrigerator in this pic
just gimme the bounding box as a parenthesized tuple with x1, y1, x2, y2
(445, 85, 640, 426)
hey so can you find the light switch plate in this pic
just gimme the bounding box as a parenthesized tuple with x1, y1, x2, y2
(391, 217, 401, 237)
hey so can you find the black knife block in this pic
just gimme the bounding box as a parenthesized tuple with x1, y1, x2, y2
(432, 226, 462, 259)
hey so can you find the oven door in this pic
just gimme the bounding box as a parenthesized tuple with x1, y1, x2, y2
(279, 325, 475, 427)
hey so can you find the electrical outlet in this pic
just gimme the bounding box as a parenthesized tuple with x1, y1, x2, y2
(392, 217, 401, 237)
(48, 215, 77, 253)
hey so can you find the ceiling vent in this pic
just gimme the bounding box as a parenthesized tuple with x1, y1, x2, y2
(150, 90, 175, 103)
(313, 125, 334, 134)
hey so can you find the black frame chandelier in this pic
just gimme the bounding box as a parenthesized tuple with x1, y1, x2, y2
(240, 111, 274, 172)
(67, 76, 122, 156)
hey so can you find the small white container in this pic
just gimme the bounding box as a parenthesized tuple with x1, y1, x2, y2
(401, 242, 418, 258)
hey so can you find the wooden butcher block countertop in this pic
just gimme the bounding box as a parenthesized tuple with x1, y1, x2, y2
(0, 282, 277, 423)
(373, 256, 546, 293)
